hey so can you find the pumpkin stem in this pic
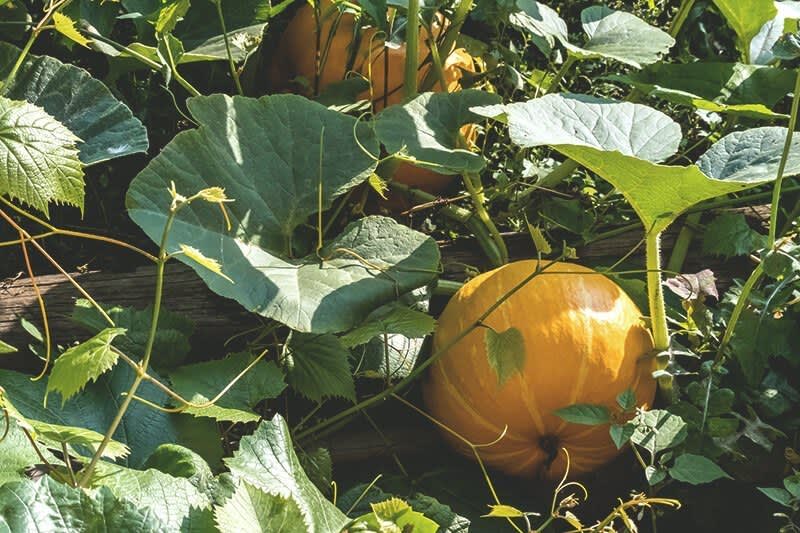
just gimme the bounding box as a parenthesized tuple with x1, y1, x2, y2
(538, 434, 560, 466)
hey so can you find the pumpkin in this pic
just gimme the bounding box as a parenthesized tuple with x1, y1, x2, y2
(422, 260, 657, 479)
(271, 1, 477, 197)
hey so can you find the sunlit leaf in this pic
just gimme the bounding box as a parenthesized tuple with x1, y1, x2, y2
(53, 12, 92, 48)
(669, 454, 732, 485)
(484, 327, 526, 386)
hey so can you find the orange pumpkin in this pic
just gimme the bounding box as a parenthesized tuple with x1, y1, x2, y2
(423, 260, 656, 479)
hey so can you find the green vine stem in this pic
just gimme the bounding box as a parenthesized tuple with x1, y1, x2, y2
(419, 0, 474, 91)
(77, 208, 178, 486)
(546, 55, 577, 95)
(404, 0, 420, 99)
(214, 0, 244, 95)
(665, 212, 701, 274)
(646, 231, 673, 398)
(296, 260, 561, 441)
(158, 34, 201, 97)
(462, 172, 509, 264)
(668, 0, 697, 37)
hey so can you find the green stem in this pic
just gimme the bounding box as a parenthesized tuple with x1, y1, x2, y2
(78, 211, 176, 487)
(769, 69, 800, 247)
(665, 212, 701, 274)
(714, 262, 764, 364)
(296, 261, 561, 440)
(404, 0, 420, 99)
(215, 0, 243, 96)
(419, 0, 474, 91)
(2, 31, 36, 93)
(546, 55, 577, 95)
(668, 0, 697, 37)
(160, 34, 201, 97)
(462, 173, 508, 264)
(433, 279, 464, 296)
(646, 231, 672, 398)
(538, 160, 580, 189)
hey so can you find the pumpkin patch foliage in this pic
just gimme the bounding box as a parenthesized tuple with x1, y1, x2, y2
(1, 1, 799, 531)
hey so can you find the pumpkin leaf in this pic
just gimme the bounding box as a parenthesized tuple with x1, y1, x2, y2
(0, 477, 168, 532)
(215, 482, 307, 533)
(0, 421, 59, 486)
(0, 96, 84, 216)
(669, 454, 732, 485)
(143, 443, 214, 487)
(484, 326, 526, 386)
(701, 214, 765, 259)
(26, 419, 129, 460)
(628, 409, 688, 455)
(52, 12, 92, 48)
(508, 0, 569, 56)
(482, 504, 525, 518)
(0, 42, 148, 165)
(352, 335, 425, 381)
(698, 127, 800, 182)
(711, 0, 777, 55)
(564, 6, 675, 68)
(127, 94, 440, 333)
(353, 498, 439, 533)
(45, 328, 127, 406)
(283, 333, 356, 403)
(167, 352, 286, 423)
(341, 303, 436, 348)
(406, 494, 471, 533)
(225, 414, 350, 533)
(751, 1, 800, 64)
(554, 404, 612, 425)
(374, 90, 501, 175)
(0, 339, 17, 354)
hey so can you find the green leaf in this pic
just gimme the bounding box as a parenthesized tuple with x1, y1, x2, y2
(352, 335, 425, 381)
(407, 494, 470, 533)
(617, 389, 636, 411)
(168, 352, 286, 423)
(155, 0, 190, 34)
(0, 42, 148, 165)
(143, 444, 214, 490)
(215, 482, 307, 533)
(707, 388, 735, 416)
(508, 0, 569, 56)
(374, 90, 501, 175)
(1, 367, 178, 468)
(477, 94, 775, 234)
(71, 299, 194, 370)
(225, 414, 350, 533)
(645, 465, 667, 486)
(52, 12, 92, 48)
(730, 309, 795, 385)
(284, 333, 356, 402)
(89, 462, 216, 532)
(701, 214, 765, 259)
(0, 339, 17, 354)
(353, 498, 439, 533)
(0, 477, 167, 532)
(46, 328, 127, 406)
(482, 504, 525, 518)
(751, 1, 800, 64)
(0, 421, 58, 486)
(0, 96, 84, 216)
(758, 487, 795, 507)
(27, 419, 129, 460)
(711, 0, 777, 55)
(610, 423, 635, 449)
(609, 63, 795, 119)
(628, 409, 688, 455)
(554, 404, 612, 425)
(785, 475, 800, 499)
(297, 447, 333, 496)
(565, 6, 675, 68)
(341, 303, 436, 348)
(484, 327, 526, 386)
(698, 127, 800, 184)
(669, 454, 732, 485)
(127, 94, 439, 333)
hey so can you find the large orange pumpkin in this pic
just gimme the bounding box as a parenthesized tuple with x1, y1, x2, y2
(270, 1, 477, 196)
(423, 260, 657, 479)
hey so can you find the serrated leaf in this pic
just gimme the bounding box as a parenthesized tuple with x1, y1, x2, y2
(701, 214, 765, 259)
(341, 303, 436, 348)
(0, 339, 17, 354)
(89, 462, 215, 532)
(168, 352, 286, 423)
(628, 409, 688, 455)
(178, 244, 233, 283)
(0, 477, 167, 532)
(407, 494, 470, 533)
(374, 90, 501, 175)
(712, 0, 777, 55)
(730, 308, 794, 385)
(28, 419, 129, 459)
(155, 0, 190, 34)
(0, 96, 84, 216)
(354, 498, 439, 533)
(482, 504, 525, 518)
(669, 454, 732, 485)
(46, 327, 127, 406)
(368, 173, 388, 199)
(484, 327, 526, 386)
(0, 421, 59, 486)
(215, 482, 307, 533)
(53, 12, 92, 48)
(71, 299, 194, 370)
(127, 94, 439, 333)
(225, 414, 350, 533)
(555, 404, 612, 425)
(284, 333, 355, 402)
(565, 6, 675, 68)
(508, 0, 568, 56)
(298, 447, 333, 496)
(0, 42, 148, 165)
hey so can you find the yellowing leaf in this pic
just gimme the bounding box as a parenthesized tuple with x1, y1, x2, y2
(526, 222, 552, 255)
(53, 12, 92, 48)
(564, 511, 583, 528)
(194, 186, 231, 204)
(178, 244, 233, 283)
(482, 504, 525, 518)
(368, 173, 388, 199)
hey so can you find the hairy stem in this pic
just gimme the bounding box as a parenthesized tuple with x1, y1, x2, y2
(462, 173, 508, 265)
(646, 232, 672, 398)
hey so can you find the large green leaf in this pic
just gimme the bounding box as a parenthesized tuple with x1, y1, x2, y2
(564, 6, 674, 68)
(0, 477, 167, 532)
(0, 367, 177, 468)
(225, 414, 349, 533)
(711, 0, 777, 57)
(0, 96, 84, 215)
(89, 463, 215, 532)
(168, 352, 286, 423)
(508, 0, 568, 56)
(0, 422, 57, 486)
(284, 333, 356, 402)
(374, 90, 501, 175)
(127, 94, 439, 333)
(698, 127, 800, 182)
(26, 419, 129, 460)
(0, 42, 148, 165)
(750, 1, 800, 65)
(46, 328, 127, 406)
(215, 482, 307, 533)
(610, 62, 795, 119)
(477, 94, 779, 234)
